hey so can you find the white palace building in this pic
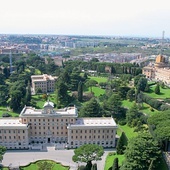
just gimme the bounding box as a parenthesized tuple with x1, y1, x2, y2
(0, 101, 117, 150)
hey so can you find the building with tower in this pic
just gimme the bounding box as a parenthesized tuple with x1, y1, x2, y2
(142, 54, 170, 85)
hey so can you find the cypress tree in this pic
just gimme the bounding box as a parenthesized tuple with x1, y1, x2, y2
(116, 132, 128, 154)
(154, 84, 160, 94)
(112, 157, 119, 170)
(78, 81, 83, 101)
(25, 81, 31, 105)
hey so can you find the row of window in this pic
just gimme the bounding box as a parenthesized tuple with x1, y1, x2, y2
(0, 136, 25, 140)
(30, 131, 67, 135)
(0, 130, 25, 133)
(31, 136, 67, 140)
(70, 141, 113, 145)
(30, 126, 67, 130)
(71, 135, 113, 139)
(26, 118, 74, 122)
(71, 129, 114, 133)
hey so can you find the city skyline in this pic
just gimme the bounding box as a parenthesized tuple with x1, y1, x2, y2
(1, 0, 170, 38)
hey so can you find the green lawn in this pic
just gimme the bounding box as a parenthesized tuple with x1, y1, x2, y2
(20, 160, 69, 170)
(146, 85, 170, 99)
(90, 87, 105, 96)
(118, 124, 138, 139)
(0, 106, 19, 117)
(89, 76, 108, 83)
(32, 93, 57, 109)
(104, 153, 125, 170)
(122, 100, 159, 116)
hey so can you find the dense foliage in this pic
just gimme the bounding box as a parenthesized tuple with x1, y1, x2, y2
(148, 111, 170, 151)
(120, 133, 161, 170)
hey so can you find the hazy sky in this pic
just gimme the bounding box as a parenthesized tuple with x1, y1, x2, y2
(1, 0, 170, 37)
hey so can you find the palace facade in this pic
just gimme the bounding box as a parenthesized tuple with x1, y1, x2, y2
(0, 101, 117, 150)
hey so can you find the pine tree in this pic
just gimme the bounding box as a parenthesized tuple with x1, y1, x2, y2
(154, 84, 160, 94)
(78, 81, 83, 102)
(116, 132, 128, 154)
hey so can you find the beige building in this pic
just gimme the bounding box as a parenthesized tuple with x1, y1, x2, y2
(142, 66, 155, 79)
(142, 54, 170, 85)
(31, 74, 58, 94)
(0, 101, 117, 150)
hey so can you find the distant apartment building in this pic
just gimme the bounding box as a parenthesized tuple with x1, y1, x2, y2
(0, 101, 117, 150)
(31, 74, 58, 94)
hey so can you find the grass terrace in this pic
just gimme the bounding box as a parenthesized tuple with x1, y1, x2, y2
(89, 76, 108, 83)
(31, 93, 56, 109)
(122, 100, 159, 116)
(104, 153, 124, 170)
(146, 85, 170, 99)
(0, 106, 19, 117)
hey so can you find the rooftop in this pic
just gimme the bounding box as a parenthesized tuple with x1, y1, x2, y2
(0, 118, 29, 129)
(20, 106, 78, 117)
(68, 117, 117, 128)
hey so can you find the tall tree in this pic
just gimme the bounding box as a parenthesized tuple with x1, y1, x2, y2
(154, 84, 160, 94)
(126, 88, 135, 101)
(112, 157, 119, 170)
(136, 77, 148, 92)
(116, 132, 128, 155)
(25, 82, 31, 105)
(72, 144, 104, 170)
(106, 94, 122, 115)
(0, 85, 8, 106)
(126, 103, 141, 127)
(0, 146, 6, 163)
(80, 98, 101, 117)
(55, 80, 70, 107)
(120, 133, 161, 170)
(78, 81, 83, 102)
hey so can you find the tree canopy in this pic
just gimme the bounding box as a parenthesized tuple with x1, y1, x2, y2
(148, 111, 170, 151)
(72, 144, 104, 166)
(0, 146, 6, 163)
(80, 98, 101, 117)
(120, 132, 161, 170)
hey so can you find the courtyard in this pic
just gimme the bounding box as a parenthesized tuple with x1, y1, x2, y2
(2, 147, 113, 170)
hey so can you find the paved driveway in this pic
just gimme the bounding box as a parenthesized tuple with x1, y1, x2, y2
(2, 148, 115, 170)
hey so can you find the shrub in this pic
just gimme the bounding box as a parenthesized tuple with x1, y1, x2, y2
(2, 113, 11, 117)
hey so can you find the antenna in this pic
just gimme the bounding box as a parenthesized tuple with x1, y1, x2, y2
(161, 31, 165, 55)
(9, 50, 12, 74)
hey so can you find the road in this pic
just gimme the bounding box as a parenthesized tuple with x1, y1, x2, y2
(2, 148, 115, 170)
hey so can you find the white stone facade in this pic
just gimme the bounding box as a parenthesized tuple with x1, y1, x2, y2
(0, 101, 117, 149)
